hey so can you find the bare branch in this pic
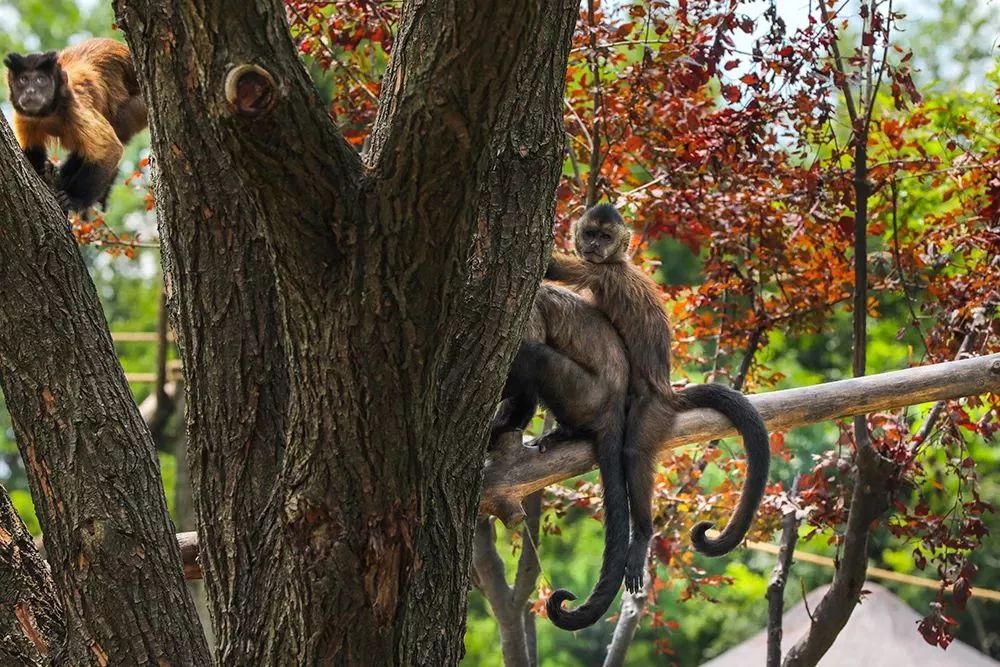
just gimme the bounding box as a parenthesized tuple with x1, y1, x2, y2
(470, 489, 543, 667)
(472, 519, 513, 604)
(766, 479, 801, 667)
(818, 0, 859, 125)
(512, 493, 543, 604)
(602, 569, 652, 667)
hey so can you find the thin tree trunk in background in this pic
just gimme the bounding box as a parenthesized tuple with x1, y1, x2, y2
(783, 15, 895, 661)
(0, 116, 210, 666)
(765, 478, 801, 667)
(602, 569, 651, 667)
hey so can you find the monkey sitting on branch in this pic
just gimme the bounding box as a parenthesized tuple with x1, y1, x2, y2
(491, 282, 632, 631)
(4, 38, 147, 213)
(546, 203, 771, 596)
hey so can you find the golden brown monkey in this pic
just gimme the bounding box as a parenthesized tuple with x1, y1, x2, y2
(5, 38, 147, 211)
(546, 203, 770, 595)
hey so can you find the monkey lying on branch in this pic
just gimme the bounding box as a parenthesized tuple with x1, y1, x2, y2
(494, 204, 770, 631)
(5, 38, 147, 212)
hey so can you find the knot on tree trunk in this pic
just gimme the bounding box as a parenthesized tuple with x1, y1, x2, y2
(225, 64, 277, 118)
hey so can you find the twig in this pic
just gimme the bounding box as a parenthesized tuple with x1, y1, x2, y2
(602, 568, 652, 667)
(766, 477, 801, 667)
(910, 330, 979, 452)
(818, 0, 859, 125)
(585, 0, 605, 207)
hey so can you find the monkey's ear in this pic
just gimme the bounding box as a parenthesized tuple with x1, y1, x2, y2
(622, 227, 633, 253)
(3, 53, 25, 72)
(38, 51, 59, 70)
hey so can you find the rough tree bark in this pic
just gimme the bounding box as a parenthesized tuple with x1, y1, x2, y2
(110, 0, 578, 664)
(0, 119, 210, 664)
(0, 484, 63, 666)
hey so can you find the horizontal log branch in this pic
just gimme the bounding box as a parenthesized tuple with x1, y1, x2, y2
(178, 354, 1000, 578)
(480, 353, 1000, 523)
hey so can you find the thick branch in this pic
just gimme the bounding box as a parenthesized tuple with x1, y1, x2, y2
(112, 1, 323, 655)
(481, 354, 1000, 522)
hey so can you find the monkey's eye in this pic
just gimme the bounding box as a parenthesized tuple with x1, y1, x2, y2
(600, 232, 612, 241)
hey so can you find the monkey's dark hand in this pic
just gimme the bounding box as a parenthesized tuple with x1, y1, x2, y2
(534, 425, 582, 453)
(544, 257, 559, 280)
(53, 189, 86, 215)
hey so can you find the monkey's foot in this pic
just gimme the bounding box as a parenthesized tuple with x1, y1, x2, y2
(624, 540, 649, 594)
(54, 189, 75, 213)
(624, 569, 645, 595)
(534, 426, 584, 453)
(53, 189, 92, 215)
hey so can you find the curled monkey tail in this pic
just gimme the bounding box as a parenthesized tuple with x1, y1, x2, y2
(546, 427, 630, 631)
(677, 384, 770, 557)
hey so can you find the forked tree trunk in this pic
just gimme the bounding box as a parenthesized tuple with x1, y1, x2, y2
(111, 0, 577, 664)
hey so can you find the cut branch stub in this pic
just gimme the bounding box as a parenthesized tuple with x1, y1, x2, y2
(225, 64, 277, 117)
(480, 430, 528, 527)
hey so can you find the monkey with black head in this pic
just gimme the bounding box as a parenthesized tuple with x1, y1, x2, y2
(547, 203, 770, 594)
(5, 38, 147, 212)
(492, 283, 632, 631)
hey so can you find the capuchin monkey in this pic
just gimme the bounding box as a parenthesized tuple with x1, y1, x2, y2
(491, 283, 631, 631)
(547, 203, 771, 595)
(4, 38, 147, 212)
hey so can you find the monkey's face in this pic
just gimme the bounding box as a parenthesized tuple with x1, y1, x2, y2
(572, 206, 630, 264)
(4, 52, 63, 117)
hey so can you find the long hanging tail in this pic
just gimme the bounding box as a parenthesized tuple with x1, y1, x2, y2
(546, 430, 630, 631)
(678, 384, 770, 557)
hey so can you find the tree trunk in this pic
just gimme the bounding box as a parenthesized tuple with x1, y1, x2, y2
(0, 118, 210, 665)
(0, 484, 63, 666)
(113, 0, 577, 663)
